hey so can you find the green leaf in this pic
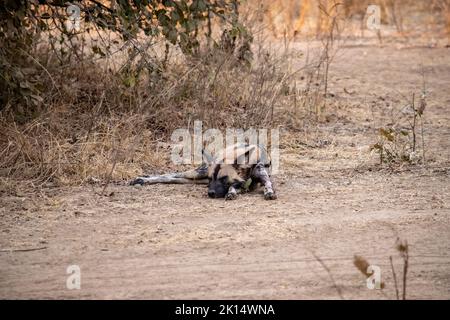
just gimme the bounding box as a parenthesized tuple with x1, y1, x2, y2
(123, 75, 136, 88)
(379, 128, 394, 142)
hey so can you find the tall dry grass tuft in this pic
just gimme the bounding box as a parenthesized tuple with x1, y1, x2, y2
(388, 238, 409, 300)
(395, 238, 409, 300)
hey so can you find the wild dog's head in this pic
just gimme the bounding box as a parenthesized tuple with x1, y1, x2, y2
(203, 144, 264, 198)
(206, 164, 244, 198)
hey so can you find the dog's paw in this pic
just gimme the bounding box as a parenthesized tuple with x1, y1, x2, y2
(130, 178, 145, 186)
(225, 192, 238, 201)
(264, 191, 277, 200)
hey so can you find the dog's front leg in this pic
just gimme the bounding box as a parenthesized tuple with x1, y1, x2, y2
(130, 174, 209, 185)
(225, 181, 244, 201)
(130, 164, 209, 186)
(252, 163, 277, 200)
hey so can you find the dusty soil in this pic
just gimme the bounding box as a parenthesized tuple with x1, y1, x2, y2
(1, 43, 449, 299)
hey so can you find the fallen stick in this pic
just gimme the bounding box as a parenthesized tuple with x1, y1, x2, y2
(0, 246, 48, 253)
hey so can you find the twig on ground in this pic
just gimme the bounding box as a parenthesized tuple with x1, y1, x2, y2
(0, 246, 48, 253)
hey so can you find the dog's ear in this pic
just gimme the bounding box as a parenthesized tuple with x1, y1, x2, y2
(234, 145, 256, 165)
(202, 149, 215, 165)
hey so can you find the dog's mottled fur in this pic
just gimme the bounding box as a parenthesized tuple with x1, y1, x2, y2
(130, 144, 277, 200)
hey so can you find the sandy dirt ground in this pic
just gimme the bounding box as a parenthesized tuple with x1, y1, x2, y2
(1, 43, 449, 299)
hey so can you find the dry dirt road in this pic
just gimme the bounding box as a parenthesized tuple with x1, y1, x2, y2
(1, 43, 449, 299)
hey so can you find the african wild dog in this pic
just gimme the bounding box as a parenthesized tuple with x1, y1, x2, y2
(130, 144, 277, 200)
